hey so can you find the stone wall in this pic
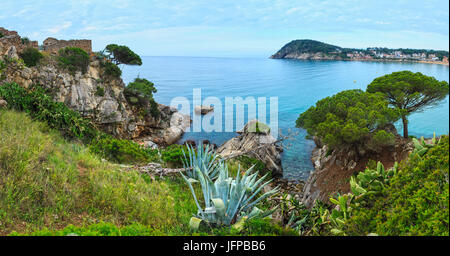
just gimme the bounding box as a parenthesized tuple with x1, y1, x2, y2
(0, 27, 39, 56)
(43, 37, 92, 55)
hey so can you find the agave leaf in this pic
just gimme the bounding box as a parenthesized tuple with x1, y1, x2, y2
(189, 217, 203, 230)
(233, 216, 248, 231)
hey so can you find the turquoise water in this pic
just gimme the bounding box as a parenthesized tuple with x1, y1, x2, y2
(122, 57, 449, 180)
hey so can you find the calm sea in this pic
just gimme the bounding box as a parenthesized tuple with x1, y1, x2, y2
(122, 56, 449, 180)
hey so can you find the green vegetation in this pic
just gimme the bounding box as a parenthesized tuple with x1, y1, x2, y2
(21, 37, 30, 45)
(273, 40, 341, 58)
(101, 61, 122, 78)
(19, 47, 43, 67)
(95, 86, 105, 97)
(367, 71, 449, 138)
(0, 31, 3, 38)
(0, 83, 97, 142)
(0, 110, 183, 235)
(345, 136, 449, 236)
(0, 82, 157, 165)
(104, 44, 142, 66)
(180, 146, 279, 230)
(58, 47, 90, 74)
(296, 89, 400, 153)
(124, 78, 159, 118)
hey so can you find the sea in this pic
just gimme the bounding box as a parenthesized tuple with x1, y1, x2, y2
(122, 56, 449, 181)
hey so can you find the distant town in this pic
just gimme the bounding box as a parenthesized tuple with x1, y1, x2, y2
(342, 47, 449, 63)
(271, 40, 449, 65)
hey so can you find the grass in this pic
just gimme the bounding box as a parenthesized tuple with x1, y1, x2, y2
(0, 110, 193, 235)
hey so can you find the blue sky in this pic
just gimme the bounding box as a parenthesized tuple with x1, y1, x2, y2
(1, 0, 448, 57)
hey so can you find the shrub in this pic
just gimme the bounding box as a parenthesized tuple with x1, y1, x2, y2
(345, 136, 449, 236)
(19, 47, 43, 67)
(296, 89, 400, 153)
(58, 47, 90, 73)
(95, 86, 105, 97)
(162, 144, 188, 168)
(21, 37, 30, 45)
(124, 78, 159, 118)
(0, 83, 98, 142)
(102, 61, 122, 78)
(10, 222, 164, 236)
(89, 135, 158, 164)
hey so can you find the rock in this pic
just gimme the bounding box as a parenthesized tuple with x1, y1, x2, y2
(2, 54, 191, 146)
(6, 46, 18, 59)
(194, 105, 214, 115)
(0, 99, 7, 108)
(143, 140, 158, 149)
(217, 120, 283, 177)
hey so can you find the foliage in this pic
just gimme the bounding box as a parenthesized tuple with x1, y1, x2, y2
(124, 78, 159, 118)
(367, 71, 449, 138)
(273, 39, 342, 58)
(58, 47, 90, 74)
(0, 31, 3, 38)
(104, 44, 142, 66)
(19, 47, 43, 67)
(95, 86, 105, 97)
(296, 89, 400, 153)
(10, 222, 164, 236)
(0, 83, 97, 142)
(235, 156, 268, 174)
(159, 144, 188, 168)
(181, 148, 279, 229)
(182, 142, 221, 180)
(410, 133, 441, 158)
(101, 61, 122, 78)
(345, 136, 449, 236)
(0, 82, 159, 164)
(350, 162, 398, 198)
(21, 37, 30, 45)
(0, 111, 179, 234)
(89, 135, 158, 164)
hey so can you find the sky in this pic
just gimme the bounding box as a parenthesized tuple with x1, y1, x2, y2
(1, 0, 449, 57)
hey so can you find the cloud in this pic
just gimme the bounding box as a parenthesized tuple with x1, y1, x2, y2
(47, 22, 72, 34)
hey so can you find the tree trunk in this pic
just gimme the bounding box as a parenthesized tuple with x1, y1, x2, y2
(402, 115, 408, 138)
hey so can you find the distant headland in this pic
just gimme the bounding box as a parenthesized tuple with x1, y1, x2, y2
(271, 39, 449, 65)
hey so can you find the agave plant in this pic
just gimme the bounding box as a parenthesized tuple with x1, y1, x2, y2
(411, 133, 440, 158)
(181, 161, 279, 230)
(182, 142, 221, 180)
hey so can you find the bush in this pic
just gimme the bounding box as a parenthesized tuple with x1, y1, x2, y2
(345, 136, 449, 236)
(0, 83, 98, 142)
(124, 78, 159, 118)
(95, 86, 105, 97)
(296, 89, 400, 153)
(58, 47, 90, 73)
(19, 47, 43, 67)
(89, 135, 158, 164)
(102, 61, 122, 78)
(161, 144, 188, 167)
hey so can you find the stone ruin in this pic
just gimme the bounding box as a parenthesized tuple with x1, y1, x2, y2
(0, 27, 39, 57)
(43, 37, 92, 55)
(0, 27, 92, 58)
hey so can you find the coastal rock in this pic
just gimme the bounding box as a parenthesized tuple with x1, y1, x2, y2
(216, 120, 283, 177)
(301, 137, 414, 208)
(194, 105, 214, 115)
(1, 58, 190, 145)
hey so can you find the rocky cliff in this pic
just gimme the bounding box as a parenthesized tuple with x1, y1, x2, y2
(0, 47, 189, 146)
(301, 135, 413, 208)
